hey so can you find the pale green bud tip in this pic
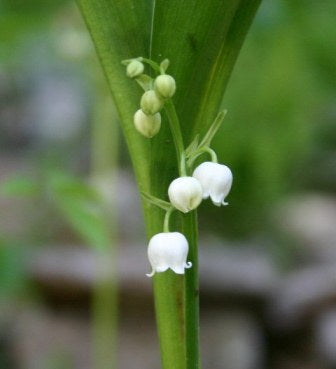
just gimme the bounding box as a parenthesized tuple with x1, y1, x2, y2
(140, 90, 164, 115)
(154, 74, 176, 98)
(126, 60, 144, 78)
(134, 109, 161, 138)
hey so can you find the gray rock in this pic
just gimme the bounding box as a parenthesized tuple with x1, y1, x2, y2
(269, 264, 336, 330)
(201, 310, 263, 369)
(315, 309, 336, 366)
(8, 307, 160, 369)
(199, 245, 278, 300)
(10, 309, 91, 369)
(274, 194, 336, 263)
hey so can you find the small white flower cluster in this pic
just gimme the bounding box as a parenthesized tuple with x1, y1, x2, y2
(124, 59, 176, 138)
(124, 57, 233, 278)
(146, 162, 232, 277)
(168, 163, 233, 211)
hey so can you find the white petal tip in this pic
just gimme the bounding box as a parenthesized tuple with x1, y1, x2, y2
(222, 201, 229, 206)
(185, 261, 192, 269)
(172, 269, 185, 274)
(146, 270, 155, 278)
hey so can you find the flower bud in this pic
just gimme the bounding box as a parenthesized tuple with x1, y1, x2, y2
(140, 90, 164, 115)
(154, 74, 176, 98)
(126, 59, 144, 78)
(192, 161, 233, 206)
(168, 176, 203, 213)
(133, 109, 161, 138)
(146, 232, 192, 277)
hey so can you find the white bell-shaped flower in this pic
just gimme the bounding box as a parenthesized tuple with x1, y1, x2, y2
(192, 161, 233, 206)
(168, 176, 203, 213)
(133, 109, 161, 138)
(146, 232, 192, 277)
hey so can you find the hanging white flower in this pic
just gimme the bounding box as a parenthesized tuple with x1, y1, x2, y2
(146, 232, 192, 277)
(133, 109, 161, 138)
(192, 161, 233, 206)
(168, 176, 203, 213)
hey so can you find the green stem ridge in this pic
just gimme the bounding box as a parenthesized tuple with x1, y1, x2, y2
(182, 211, 200, 369)
(164, 99, 187, 176)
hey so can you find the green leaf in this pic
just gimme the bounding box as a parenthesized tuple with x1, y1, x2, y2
(160, 58, 170, 73)
(185, 134, 199, 157)
(141, 191, 172, 211)
(199, 110, 228, 148)
(47, 172, 111, 251)
(0, 176, 39, 197)
(77, 0, 152, 195)
(0, 240, 27, 298)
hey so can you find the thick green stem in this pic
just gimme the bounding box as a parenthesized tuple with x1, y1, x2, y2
(153, 272, 186, 369)
(182, 211, 199, 369)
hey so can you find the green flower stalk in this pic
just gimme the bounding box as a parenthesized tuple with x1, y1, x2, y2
(123, 57, 236, 369)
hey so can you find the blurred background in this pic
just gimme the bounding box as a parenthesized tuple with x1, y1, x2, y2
(0, 0, 336, 368)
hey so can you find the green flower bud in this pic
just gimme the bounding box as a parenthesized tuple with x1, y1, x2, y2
(140, 90, 163, 115)
(126, 60, 144, 78)
(134, 109, 161, 138)
(154, 74, 176, 98)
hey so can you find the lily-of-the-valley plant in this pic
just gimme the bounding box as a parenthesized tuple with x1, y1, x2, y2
(122, 57, 233, 276)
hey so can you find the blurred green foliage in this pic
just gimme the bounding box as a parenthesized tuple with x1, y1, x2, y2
(0, 238, 27, 299)
(47, 171, 112, 251)
(201, 0, 336, 236)
(1, 170, 112, 251)
(0, 0, 69, 62)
